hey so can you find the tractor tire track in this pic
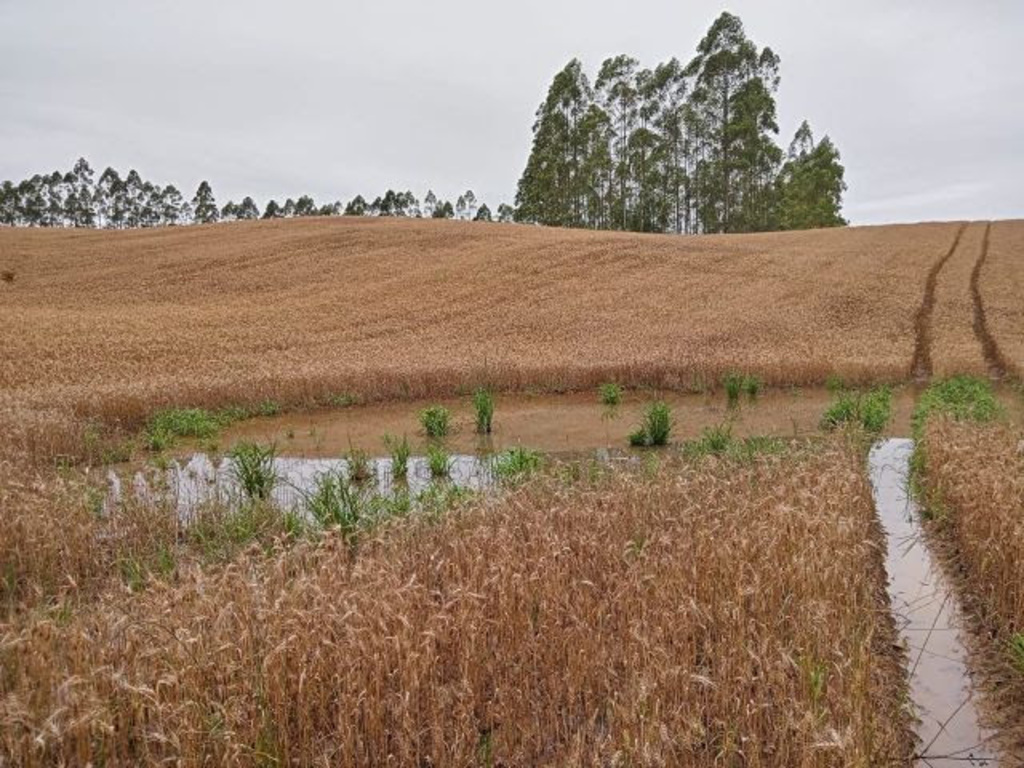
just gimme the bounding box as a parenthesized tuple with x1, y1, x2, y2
(911, 222, 968, 380)
(969, 222, 1008, 379)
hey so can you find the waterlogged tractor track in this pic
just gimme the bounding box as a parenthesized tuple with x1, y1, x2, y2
(911, 222, 968, 379)
(970, 222, 1009, 379)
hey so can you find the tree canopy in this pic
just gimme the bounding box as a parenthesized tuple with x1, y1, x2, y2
(514, 12, 846, 233)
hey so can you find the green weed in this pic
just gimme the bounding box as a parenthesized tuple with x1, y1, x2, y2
(419, 405, 452, 439)
(1010, 633, 1024, 673)
(229, 441, 278, 502)
(723, 373, 744, 407)
(629, 401, 672, 447)
(599, 382, 623, 406)
(345, 445, 374, 484)
(473, 389, 495, 434)
(492, 447, 543, 482)
(911, 376, 1001, 438)
(427, 442, 451, 478)
(820, 386, 892, 434)
(384, 434, 411, 479)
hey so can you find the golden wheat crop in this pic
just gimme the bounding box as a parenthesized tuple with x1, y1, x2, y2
(983, 221, 1024, 377)
(919, 418, 1024, 755)
(0, 217, 1002, 457)
(0, 442, 912, 766)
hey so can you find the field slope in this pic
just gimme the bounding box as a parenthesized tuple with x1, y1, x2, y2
(0, 217, 1020, 447)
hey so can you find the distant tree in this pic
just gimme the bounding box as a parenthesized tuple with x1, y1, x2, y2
(95, 167, 121, 228)
(344, 195, 368, 216)
(237, 196, 260, 220)
(123, 170, 147, 228)
(776, 120, 846, 230)
(432, 200, 454, 219)
(160, 185, 185, 225)
(282, 198, 297, 218)
(463, 190, 478, 220)
(294, 195, 317, 216)
(262, 199, 282, 219)
(496, 203, 516, 223)
(192, 180, 219, 224)
(221, 200, 240, 221)
(423, 190, 438, 218)
(67, 157, 95, 227)
(0, 181, 17, 225)
(474, 203, 493, 222)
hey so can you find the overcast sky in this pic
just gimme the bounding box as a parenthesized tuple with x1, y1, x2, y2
(1, 0, 1021, 225)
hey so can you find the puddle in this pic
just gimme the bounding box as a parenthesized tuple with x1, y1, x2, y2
(213, 387, 926, 458)
(106, 452, 500, 521)
(869, 438, 998, 766)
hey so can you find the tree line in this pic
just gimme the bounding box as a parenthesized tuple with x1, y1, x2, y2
(514, 11, 847, 233)
(0, 160, 513, 229)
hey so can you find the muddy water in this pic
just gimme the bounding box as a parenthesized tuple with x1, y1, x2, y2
(869, 439, 998, 766)
(213, 387, 925, 457)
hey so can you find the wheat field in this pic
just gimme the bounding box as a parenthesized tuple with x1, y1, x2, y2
(2, 216, 1020, 461)
(0, 443, 913, 766)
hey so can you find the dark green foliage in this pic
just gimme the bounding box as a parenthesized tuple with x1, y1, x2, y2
(514, 12, 841, 234)
(777, 121, 847, 230)
(724, 373, 744, 406)
(629, 401, 672, 447)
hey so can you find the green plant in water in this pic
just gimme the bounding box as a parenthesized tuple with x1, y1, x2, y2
(384, 434, 411, 479)
(345, 444, 374, 484)
(419, 405, 452, 439)
(426, 442, 451, 478)
(492, 447, 543, 481)
(305, 469, 365, 540)
(723, 372, 745, 407)
(742, 375, 762, 400)
(473, 388, 495, 434)
(146, 408, 221, 450)
(629, 401, 672, 447)
(599, 382, 623, 406)
(911, 376, 1001, 438)
(229, 441, 278, 502)
(820, 386, 892, 434)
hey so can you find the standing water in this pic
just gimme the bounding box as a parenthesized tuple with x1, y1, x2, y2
(869, 439, 998, 766)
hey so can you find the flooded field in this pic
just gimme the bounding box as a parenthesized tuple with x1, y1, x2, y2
(211, 386, 928, 457)
(870, 439, 998, 766)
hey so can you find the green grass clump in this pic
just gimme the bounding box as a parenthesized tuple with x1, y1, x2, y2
(492, 447, 543, 482)
(146, 408, 220, 450)
(229, 441, 278, 502)
(724, 373, 761, 406)
(825, 374, 846, 393)
(599, 382, 623, 406)
(345, 445, 374, 484)
(306, 469, 366, 540)
(419, 405, 452, 439)
(473, 389, 495, 434)
(820, 386, 892, 434)
(384, 434, 411, 479)
(723, 373, 744, 406)
(426, 442, 451, 478)
(629, 401, 672, 447)
(911, 376, 1001, 438)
